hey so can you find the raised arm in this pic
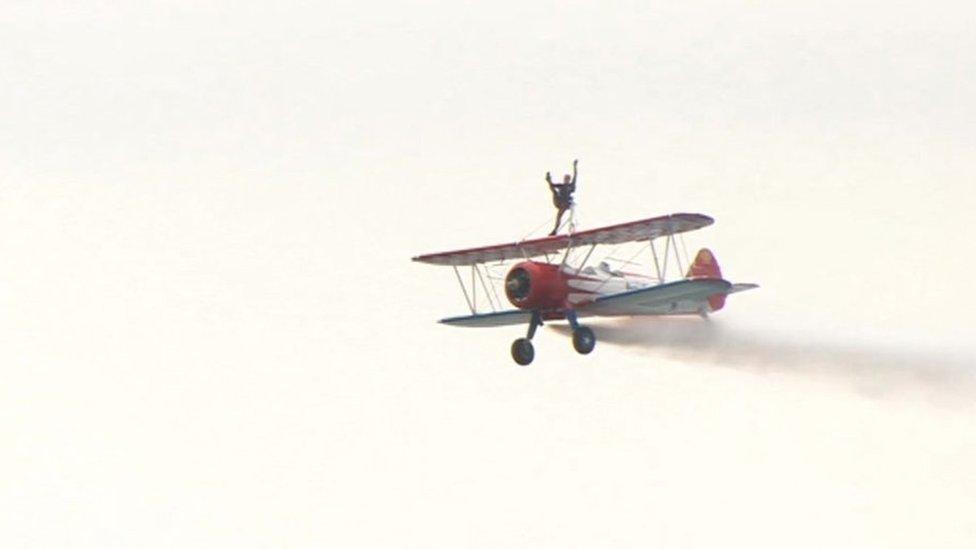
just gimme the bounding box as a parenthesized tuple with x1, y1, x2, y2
(546, 171, 554, 187)
(570, 159, 578, 188)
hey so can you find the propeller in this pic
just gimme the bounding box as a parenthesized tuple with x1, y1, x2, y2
(505, 268, 531, 301)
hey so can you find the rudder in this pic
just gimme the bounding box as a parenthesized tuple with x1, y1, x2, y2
(686, 248, 726, 311)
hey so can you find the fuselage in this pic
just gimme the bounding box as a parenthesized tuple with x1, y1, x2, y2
(504, 260, 653, 312)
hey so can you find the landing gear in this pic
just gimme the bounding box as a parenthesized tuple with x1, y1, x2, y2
(508, 310, 597, 364)
(572, 326, 596, 354)
(510, 311, 543, 366)
(566, 310, 596, 355)
(511, 338, 534, 365)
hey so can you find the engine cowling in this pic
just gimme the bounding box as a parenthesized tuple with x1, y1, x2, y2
(504, 261, 569, 310)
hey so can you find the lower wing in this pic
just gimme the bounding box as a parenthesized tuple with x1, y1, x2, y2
(440, 309, 534, 327)
(437, 279, 758, 326)
(581, 278, 756, 317)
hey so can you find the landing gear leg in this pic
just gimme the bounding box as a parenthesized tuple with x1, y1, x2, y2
(511, 311, 543, 366)
(566, 310, 596, 355)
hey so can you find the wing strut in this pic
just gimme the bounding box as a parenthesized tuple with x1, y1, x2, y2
(649, 239, 663, 283)
(672, 233, 684, 274)
(649, 230, 689, 282)
(679, 233, 692, 269)
(452, 265, 475, 314)
(662, 232, 671, 280)
(574, 243, 597, 275)
(474, 264, 498, 312)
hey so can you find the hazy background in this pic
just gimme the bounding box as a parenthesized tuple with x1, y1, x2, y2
(2, 1, 974, 547)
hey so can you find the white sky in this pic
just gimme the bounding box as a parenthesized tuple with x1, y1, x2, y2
(2, 2, 975, 548)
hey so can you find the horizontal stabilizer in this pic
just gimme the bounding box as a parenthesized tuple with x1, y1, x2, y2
(729, 283, 759, 294)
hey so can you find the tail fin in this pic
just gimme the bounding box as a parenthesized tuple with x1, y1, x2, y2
(686, 248, 726, 311)
(686, 248, 722, 279)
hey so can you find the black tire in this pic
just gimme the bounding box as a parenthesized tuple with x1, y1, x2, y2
(511, 338, 534, 366)
(572, 326, 596, 354)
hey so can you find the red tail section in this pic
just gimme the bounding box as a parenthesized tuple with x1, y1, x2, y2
(686, 248, 726, 311)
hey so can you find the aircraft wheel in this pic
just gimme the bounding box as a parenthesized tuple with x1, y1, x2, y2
(572, 326, 596, 355)
(511, 338, 534, 366)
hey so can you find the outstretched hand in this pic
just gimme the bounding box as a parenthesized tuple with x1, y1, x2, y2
(573, 159, 578, 166)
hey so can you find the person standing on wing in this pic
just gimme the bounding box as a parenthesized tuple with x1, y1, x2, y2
(546, 159, 578, 236)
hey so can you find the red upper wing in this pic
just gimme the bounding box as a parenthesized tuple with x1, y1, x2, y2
(412, 213, 714, 266)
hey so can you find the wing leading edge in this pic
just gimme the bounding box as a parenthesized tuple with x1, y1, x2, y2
(439, 309, 534, 327)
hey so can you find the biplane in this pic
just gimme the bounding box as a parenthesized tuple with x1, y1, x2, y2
(412, 213, 757, 365)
